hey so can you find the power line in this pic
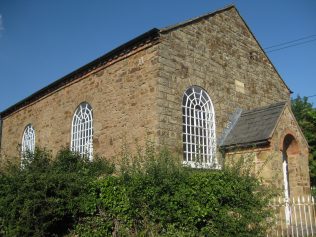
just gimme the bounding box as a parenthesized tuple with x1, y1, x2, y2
(265, 38, 316, 53)
(307, 94, 316, 98)
(264, 34, 316, 49)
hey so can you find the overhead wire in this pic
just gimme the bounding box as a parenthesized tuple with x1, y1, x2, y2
(264, 34, 316, 49)
(265, 39, 316, 53)
(264, 34, 316, 53)
(263, 35, 316, 99)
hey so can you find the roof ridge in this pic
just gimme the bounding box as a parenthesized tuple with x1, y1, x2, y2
(241, 101, 287, 116)
(160, 5, 235, 33)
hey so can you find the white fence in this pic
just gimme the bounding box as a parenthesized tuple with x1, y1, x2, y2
(267, 196, 316, 237)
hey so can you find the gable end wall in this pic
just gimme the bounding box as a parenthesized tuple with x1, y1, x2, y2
(156, 7, 290, 151)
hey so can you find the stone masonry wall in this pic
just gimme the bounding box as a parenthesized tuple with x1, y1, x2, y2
(247, 106, 310, 196)
(224, 106, 309, 196)
(0, 7, 297, 168)
(156, 7, 290, 151)
(1, 43, 159, 162)
(269, 106, 310, 195)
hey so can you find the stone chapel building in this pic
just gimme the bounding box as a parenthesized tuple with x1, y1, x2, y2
(0, 5, 310, 196)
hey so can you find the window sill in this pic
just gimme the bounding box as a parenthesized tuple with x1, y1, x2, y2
(182, 161, 222, 169)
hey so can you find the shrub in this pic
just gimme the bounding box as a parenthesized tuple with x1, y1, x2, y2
(74, 147, 275, 237)
(0, 145, 274, 236)
(0, 148, 114, 237)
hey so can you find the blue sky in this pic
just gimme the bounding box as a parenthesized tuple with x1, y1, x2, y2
(0, 0, 315, 112)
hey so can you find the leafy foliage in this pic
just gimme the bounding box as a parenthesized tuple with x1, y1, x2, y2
(74, 146, 274, 237)
(0, 145, 274, 236)
(0, 148, 114, 237)
(291, 96, 316, 186)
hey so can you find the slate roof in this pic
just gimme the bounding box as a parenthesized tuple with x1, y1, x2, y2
(221, 102, 287, 149)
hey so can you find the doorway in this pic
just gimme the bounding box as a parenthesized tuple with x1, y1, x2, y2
(282, 134, 299, 225)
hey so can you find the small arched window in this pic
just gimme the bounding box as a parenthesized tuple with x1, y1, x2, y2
(182, 86, 217, 167)
(71, 102, 93, 160)
(21, 124, 35, 155)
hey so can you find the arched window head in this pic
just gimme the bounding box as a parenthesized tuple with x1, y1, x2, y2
(21, 124, 35, 155)
(71, 102, 93, 160)
(182, 86, 217, 168)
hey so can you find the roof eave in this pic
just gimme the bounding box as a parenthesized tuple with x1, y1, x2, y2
(220, 139, 270, 151)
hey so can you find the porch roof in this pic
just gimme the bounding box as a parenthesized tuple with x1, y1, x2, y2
(221, 102, 287, 149)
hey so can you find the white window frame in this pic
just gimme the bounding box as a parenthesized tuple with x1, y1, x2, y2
(71, 102, 93, 160)
(21, 124, 35, 156)
(182, 86, 219, 168)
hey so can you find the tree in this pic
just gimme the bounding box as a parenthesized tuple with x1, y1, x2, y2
(291, 96, 316, 187)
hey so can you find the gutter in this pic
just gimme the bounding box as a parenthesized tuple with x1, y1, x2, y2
(220, 140, 270, 152)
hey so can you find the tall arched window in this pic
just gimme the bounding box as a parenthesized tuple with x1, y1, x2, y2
(21, 124, 35, 155)
(71, 102, 93, 160)
(182, 86, 217, 168)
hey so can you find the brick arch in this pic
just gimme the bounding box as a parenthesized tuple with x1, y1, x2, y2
(280, 131, 302, 197)
(279, 130, 299, 155)
(283, 134, 299, 155)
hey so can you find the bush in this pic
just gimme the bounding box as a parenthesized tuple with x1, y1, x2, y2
(0, 145, 274, 236)
(74, 147, 275, 237)
(0, 148, 114, 237)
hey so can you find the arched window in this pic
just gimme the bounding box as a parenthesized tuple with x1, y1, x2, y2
(71, 102, 93, 160)
(182, 86, 217, 167)
(21, 124, 35, 155)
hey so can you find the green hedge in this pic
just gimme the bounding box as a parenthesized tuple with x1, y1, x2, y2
(0, 147, 274, 236)
(0, 149, 114, 237)
(74, 149, 275, 237)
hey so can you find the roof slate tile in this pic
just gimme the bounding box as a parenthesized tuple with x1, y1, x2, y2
(221, 102, 286, 148)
